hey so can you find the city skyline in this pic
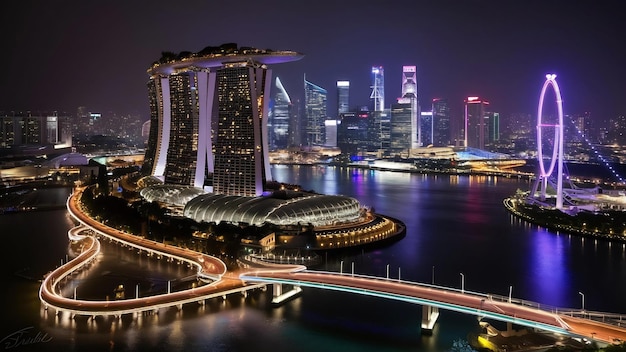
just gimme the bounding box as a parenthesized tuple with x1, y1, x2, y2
(0, 1, 624, 122)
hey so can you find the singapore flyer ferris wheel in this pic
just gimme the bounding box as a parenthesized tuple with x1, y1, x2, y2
(532, 74, 565, 209)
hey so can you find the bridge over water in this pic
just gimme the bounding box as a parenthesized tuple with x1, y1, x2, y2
(39, 186, 626, 346)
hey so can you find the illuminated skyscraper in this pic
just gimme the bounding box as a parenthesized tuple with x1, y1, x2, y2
(337, 110, 374, 155)
(0, 111, 70, 147)
(464, 96, 490, 149)
(432, 98, 451, 147)
(337, 81, 350, 115)
(486, 111, 500, 144)
(420, 111, 433, 146)
(142, 44, 302, 196)
(370, 66, 384, 112)
(304, 78, 328, 147)
(397, 65, 419, 148)
(45, 114, 58, 144)
(390, 102, 413, 155)
(269, 77, 292, 150)
(0, 113, 15, 147)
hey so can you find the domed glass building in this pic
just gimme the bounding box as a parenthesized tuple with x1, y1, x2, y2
(134, 177, 403, 249)
(183, 192, 361, 227)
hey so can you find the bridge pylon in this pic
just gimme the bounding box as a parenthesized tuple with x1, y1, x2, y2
(421, 305, 439, 334)
(271, 283, 302, 304)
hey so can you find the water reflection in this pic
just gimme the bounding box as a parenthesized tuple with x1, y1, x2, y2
(5, 169, 626, 351)
(528, 228, 569, 307)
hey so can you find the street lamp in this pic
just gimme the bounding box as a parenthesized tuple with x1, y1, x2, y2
(74, 286, 78, 300)
(509, 285, 513, 303)
(460, 273, 465, 293)
(432, 266, 435, 285)
(351, 262, 354, 277)
(340, 261, 343, 275)
(579, 291, 585, 312)
(386, 264, 390, 279)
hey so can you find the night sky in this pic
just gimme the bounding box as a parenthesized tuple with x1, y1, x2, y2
(1, 0, 624, 122)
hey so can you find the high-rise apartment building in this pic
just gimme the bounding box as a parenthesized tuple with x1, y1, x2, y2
(304, 78, 328, 147)
(141, 44, 302, 196)
(337, 81, 350, 116)
(370, 66, 385, 112)
(432, 98, 450, 147)
(464, 97, 489, 149)
(269, 77, 292, 150)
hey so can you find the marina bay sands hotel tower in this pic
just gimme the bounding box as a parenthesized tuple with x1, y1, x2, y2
(141, 43, 303, 196)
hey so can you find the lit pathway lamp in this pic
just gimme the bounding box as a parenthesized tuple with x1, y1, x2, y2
(460, 273, 465, 293)
(579, 291, 585, 312)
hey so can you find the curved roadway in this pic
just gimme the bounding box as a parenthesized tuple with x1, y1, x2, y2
(40, 187, 251, 316)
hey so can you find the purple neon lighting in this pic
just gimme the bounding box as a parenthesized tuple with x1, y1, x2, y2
(536, 74, 564, 178)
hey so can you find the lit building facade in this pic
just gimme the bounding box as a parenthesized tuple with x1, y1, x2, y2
(141, 44, 302, 196)
(390, 102, 413, 155)
(432, 98, 451, 147)
(324, 119, 338, 147)
(0, 111, 70, 147)
(420, 111, 433, 146)
(399, 65, 420, 148)
(337, 81, 350, 116)
(337, 111, 370, 155)
(370, 66, 385, 112)
(464, 96, 490, 149)
(269, 77, 292, 150)
(377, 109, 391, 153)
(304, 78, 328, 147)
(486, 111, 500, 145)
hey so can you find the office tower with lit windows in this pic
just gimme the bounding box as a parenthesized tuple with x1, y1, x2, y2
(377, 109, 391, 153)
(397, 66, 420, 148)
(142, 44, 302, 196)
(486, 111, 500, 145)
(420, 111, 433, 146)
(304, 78, 328, 147)
(432, 98, 450, 146)
(370, 66, 385, 112)
(464, 96, 490, 149)
(337, 81, 350, 116)
(324, 119, 338, 147)
(21, 113, 42, 144)
(390, 102, 413, 155)
(269, 77, 292, 150)
(289, 98, 303, 147)
(45, 114, 58, 144)
(0, 111, 70, 147)
(337, 110, 373, 155)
